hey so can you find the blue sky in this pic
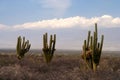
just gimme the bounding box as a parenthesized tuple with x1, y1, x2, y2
(0, 0, 120, 51)
(0, 0, 120, 25)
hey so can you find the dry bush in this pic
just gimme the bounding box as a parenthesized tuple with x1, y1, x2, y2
(0, 54, 119, 80)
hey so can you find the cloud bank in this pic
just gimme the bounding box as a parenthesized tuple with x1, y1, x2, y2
(0, 15, 120, 30)
(13, 15, 120, 30)
(0, 15, 120, 51)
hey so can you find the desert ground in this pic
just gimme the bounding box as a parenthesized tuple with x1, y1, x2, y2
(0, 50, 120, 80)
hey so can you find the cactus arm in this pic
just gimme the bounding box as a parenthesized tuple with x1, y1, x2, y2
(87, 31, 91, 49)
(16, 36, 31, 60)
(22, 37, 25, 49)
(17, 36, 19, 54)
(90, 36, 93, 49)
(27, 44, 31, 50)
(45, 33, 48, 49)
(81, 23, 104, 71)
(42, 33, 56, 64)
(97, 43, 100, 49)
(43, 33, 48, 49)
(99, 35, 104, 54)
(95, 23, 98, 42)
(83, 40, 86, 59)
(52, 34, 56, 54)
(25, 40, 31, 52)
(17, 36, 21, 55)
(95, 23, 98, 35)
(23, 40, 27, 49)
(93, 32, 96, 55)
(43, 34, 46, 49)
(49, 35, 52, 50)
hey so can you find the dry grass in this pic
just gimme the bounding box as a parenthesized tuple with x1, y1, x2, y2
(0, 53, 120, 80)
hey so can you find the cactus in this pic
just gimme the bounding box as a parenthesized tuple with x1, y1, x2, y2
(42, 33, 56, 64)
(16, 36, 31, 60)
(81, 23, 104, 71)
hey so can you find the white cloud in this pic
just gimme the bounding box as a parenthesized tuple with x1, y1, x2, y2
(34, 0, 71, 16)
(40, 0, 71, 9)
(1, 15, 120, 30)
(13, 15, 120, 30)
(0, 24, 9, 30)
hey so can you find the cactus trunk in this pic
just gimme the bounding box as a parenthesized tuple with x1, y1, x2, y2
(16, 36, 31, 60)
(42, 33, 56, 64)
(81, 23, 104, 71)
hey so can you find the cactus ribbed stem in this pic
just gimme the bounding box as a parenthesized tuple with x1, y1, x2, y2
(81, 23, 104, 71)
(42, 33, 56, 64)
(87, 31, 91, 49)
(99, 35, 104, 54)
(90, 36, 93, 49)
(16, 36, 31, 60)
(52, 34, 56, 54)
(49, 35, 52, 50)
(43, 34, 45, 49)
(83, 40, 86, 60)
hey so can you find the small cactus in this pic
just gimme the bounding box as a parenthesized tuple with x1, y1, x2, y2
(81, 23, 104, 71)
(42, 33, 56, 64)
(16, 36, 31, 60)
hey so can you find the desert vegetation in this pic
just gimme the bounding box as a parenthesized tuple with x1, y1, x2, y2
(0, 53, 120, 80)
(16, 36, 31, 60)
(0, 23, 120, 80)
(81, 23, 104, 71)
(42, 33, 56, 64)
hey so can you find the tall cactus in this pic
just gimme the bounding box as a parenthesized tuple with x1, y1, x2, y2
(42, 33, 56, 64)
(16, 36, 31, 60)
(81, 23, 104, 71)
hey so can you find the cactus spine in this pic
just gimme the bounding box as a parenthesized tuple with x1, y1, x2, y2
(42, 33, 56, 64)
(16, 36, 31, 60)
(81, 23, 104, 71)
